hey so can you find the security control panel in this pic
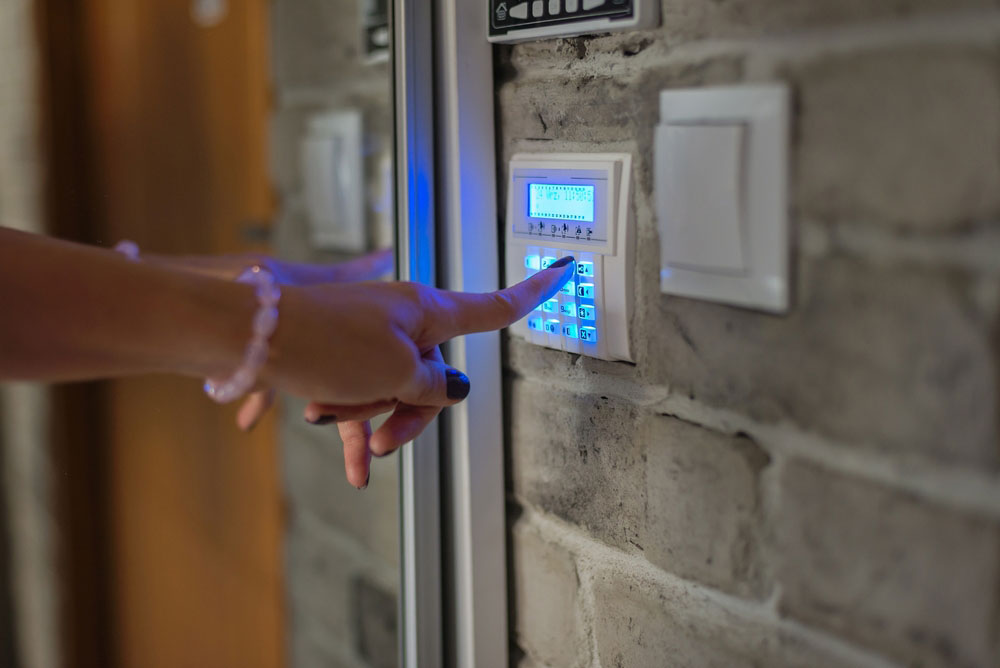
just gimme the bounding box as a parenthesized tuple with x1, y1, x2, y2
(505, 153, 634, 362)
(488, 0, 659, 43)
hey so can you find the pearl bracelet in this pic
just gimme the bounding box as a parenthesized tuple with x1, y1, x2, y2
(203, 265, 281, 404)
(112, 240, 279, 404)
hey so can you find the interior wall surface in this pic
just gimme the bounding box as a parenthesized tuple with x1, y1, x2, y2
(269, 1, 399, 667)
(0, 1, 59, 667)
(498, 3, 1000, 668)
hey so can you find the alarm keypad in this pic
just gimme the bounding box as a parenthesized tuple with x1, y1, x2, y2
(520, 245, 601, 354)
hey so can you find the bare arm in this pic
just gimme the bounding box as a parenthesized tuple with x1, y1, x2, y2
(0, 227, 251, 382)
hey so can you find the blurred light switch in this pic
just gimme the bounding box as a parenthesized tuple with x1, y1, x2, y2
(302, 110, 366, 252)
(656, 123, 745, 273)
(655, 85, 790, 313)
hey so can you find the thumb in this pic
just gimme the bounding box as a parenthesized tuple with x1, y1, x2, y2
(400, 357, 471, 407)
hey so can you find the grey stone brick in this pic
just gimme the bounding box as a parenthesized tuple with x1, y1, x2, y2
(591, 565, 872, 668)
(645, 256, 998, 468)
(644, 415, 770, 598)
(794, 46, 1000, 230)
(272, 0, 363, 89)
(285, 522, 356, 650)
(777, 461, 1000, 667)
(352, 575, 398, 668)
(509, 379, 646, 553)
(510, 520, 589, 668)
(280, 397, 401, 568)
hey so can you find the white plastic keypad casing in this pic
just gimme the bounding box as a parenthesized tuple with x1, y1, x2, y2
(505, 153, 634, 362)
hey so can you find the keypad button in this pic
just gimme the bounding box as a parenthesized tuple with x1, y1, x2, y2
(527, 316, 543, 332)
(562, 323, 578, 339)
(582, 0, 605, 9)
(525, 254, 541, 271)
(559, 281, 576, 296)
(548, 0, 560, 13)
(559, 301, 577, 317)
(540, 256, 557, 269)
(577, 304, 596, 320)
(544, 319, 561, 335)
(577, 283, 595, 299)
(577, 261, 594, 277)
(532, 0, 544, 17)
(580, 326, 598, 342)
(509, 2, 529, 19)
(541, 298, 559, 313)
(565, 0, 579, 10)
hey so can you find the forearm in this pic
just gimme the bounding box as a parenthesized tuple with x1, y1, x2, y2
(0, 227, 253, 382)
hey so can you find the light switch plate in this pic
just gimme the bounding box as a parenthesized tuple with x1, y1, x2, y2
(656, 85, 790, 313)
(505, 153, 634, 362)
(302, 110, 367, 252)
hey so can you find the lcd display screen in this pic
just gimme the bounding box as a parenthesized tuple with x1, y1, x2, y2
(528, 183, 595, 222)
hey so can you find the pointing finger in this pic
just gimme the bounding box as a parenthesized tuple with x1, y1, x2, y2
(425, 256, 575, 342)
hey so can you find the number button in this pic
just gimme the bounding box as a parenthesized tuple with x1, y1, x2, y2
(562, 323, 578, 339)
(524, 254, 541, 271)
(540, 256, 557, 269)
(580, 326, 598, 342)
(543, 319, 561, 335)
(559, 280, 576, 296)
(559, 301, 577, 317)
(577, 283, 595, 299)
(577, 304, 595, 321)
(527, 317, 543, 332)
(541, 298, 559, 313)
(577, 261, 594, 277)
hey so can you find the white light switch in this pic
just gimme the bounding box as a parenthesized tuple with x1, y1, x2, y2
(656, 85, 790, 313)
(657, 123, 746, 273)
(302, 110, 366, 252)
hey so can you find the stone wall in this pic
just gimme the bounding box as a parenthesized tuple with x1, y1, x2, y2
(269, 1, 398, 667)
(0, 1, 59, 667)
(500, 4, 1000, 668)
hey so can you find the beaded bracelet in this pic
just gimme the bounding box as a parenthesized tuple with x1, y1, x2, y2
(113, 240, 279, 404)
(203, 265, 281, 403)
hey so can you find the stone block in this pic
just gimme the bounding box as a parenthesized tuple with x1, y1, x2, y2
(510, 520, 589, 668)
(280, 397, 400, 567)
(644, 415, 770, 598)
(351, 575, 398, 668)
(777, 461, 1000, 667)
(285, 522, 356, 649)
(271, 0, 362, 89)
(591, 565, 872, 668)
(509, 379, 646, 553)
(646, 256, 998, 468)
(794, 46, 1000, 230)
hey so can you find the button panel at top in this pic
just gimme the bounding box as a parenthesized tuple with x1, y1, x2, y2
(492, 0, 633, 32)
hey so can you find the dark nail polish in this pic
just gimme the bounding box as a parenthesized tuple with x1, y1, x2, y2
(549, 256, 574, 269)
(446, 368, 471, 400)
(306, 414, 337, 426)
(362, 472, 370, 490)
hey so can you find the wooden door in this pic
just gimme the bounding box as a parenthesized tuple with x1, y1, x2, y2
(79, 2, 283, 667)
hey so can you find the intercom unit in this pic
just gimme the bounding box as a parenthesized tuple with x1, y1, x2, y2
(488, 0, 659, 43)
(505, 153, 634, 362)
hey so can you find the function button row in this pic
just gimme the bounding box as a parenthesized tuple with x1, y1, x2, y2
(508, 0, 605, 20)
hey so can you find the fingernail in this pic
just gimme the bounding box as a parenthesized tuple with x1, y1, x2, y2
(446, 369, 471, 400)
(361, 471, 370, 490)
(306, 414, 337, 426)
(549, 256, 574, 269)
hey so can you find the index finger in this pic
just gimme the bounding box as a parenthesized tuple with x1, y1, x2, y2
(430, 256, 575, 340)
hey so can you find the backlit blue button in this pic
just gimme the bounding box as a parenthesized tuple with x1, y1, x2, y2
(525, 255, 541, 271)
(559, 281, 576, 296)
(562, 324, 578, 339)
(541, 298, 559, 313)
(577, 261, 594, 277)
(544, 319, 560, 335)
(577, 283, 595, 299)
(577, 304, 595, 320)
(527, 317, 543, 332)
(540, 256, 557, 269)
(559, 301, 577, 317)
(580, 326, 598, 343)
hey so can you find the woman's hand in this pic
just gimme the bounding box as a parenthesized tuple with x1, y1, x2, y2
(266, 256, 576, 488)
(159, 250, 395, 430)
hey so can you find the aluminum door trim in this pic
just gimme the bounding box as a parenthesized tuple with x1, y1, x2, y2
(435, 1, 508, 666)
(394, 0, 442, 666)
